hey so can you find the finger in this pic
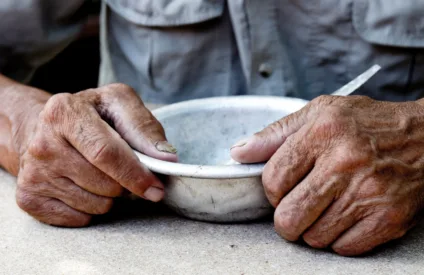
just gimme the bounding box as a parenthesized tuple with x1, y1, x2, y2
(59, 147, 123, 197)
(84, 85, 178, 162)
(16, 190, 91, 227)
(70, 115, 164, 201)
(302, 193, 359, 249)
(273, 160, 347, 241)
(230, 103, 313, 163)
(331, 215, 408, 256)
(26, 127, 123, 198)
(261, 123, 317, 207)
(35, 178, 114, 215)
(44, 95, 164, 202)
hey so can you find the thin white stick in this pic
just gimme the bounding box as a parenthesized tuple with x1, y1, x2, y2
(331, 64, 381, 96)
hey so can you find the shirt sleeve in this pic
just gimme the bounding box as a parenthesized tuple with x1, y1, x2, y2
(0, 0, 87, 83)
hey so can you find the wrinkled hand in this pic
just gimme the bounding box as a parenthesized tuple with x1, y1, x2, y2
(231, 95, 424, 256)
(16, 84, 177, 227)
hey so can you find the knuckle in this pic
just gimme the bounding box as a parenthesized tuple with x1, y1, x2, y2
(262, 163, 282, 206)
(262, 176, 278, 198)
(358, 179, 386, 199)
(263, 160, 297, 207)
(15, 188, 38, 214)
(303, 233, 327, 249)
(260, 120, 285, 139)
(72, 217, 92, 227)
(48, 204, 91, 227)
(331, 238, 366, 256)
(394, 228, 408, 239)
(342, 95, 372, 107)
(330, 144, 370, 173)
(119, 167, 149, 191)
(94, 198, 114, 215)
(311, 95, 334, 107)
(332, 245, 352, 256)
(345, 200, 366, 220)
(130, 115, 165, 138)
(86, 140, 117, 165)
(26, 134, 53, 160)
(54, 215, 92, 228)
(105, 183, 123, 197)
(42, 202, 92, 227)
(87, 177, 123, 198)
(320, 108, 346, 128)
(16, 188, 93, 227)
(105, 83, 136, 98)
(73, 216, 92, 227)
(41, 93, 73, 124)
(262, 163, 276, 191)
(50, 211, 91, 228)
(325, 106, 347, 120)
(274, 210, 299, 241)
(311, 107, 348, 140)
(17, 167, 38, 188)
(379, 206, 408, 226)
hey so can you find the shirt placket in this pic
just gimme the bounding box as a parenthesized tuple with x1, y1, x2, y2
(243, 0, 296, 96)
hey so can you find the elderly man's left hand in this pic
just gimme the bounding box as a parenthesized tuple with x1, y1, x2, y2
(231, 95, 424, 256)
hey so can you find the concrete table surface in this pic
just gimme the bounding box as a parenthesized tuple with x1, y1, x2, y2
(1, 169, 424, 275)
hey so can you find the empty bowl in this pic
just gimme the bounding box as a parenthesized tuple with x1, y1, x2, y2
(135, 96, 308, 222)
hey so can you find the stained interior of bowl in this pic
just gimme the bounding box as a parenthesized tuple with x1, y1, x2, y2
(135, 96, 308, 178)
(158, 98, 304, 165)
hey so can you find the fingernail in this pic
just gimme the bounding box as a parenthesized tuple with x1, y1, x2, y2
(143, 186, 165, 202)
(231, 138, 250, 150)
(155, 141, 177, 154)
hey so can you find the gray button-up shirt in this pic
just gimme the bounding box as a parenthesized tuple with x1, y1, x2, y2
(1, 0, 424, 103)
(0, 0, 86, 83)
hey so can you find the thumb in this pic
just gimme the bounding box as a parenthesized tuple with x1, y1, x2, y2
(117, 107, 178, 163)
(230, 105, 311, 163)
(89, 85, 178, 162)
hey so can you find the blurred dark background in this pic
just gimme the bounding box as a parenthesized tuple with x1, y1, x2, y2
(30, 1, 101, 94)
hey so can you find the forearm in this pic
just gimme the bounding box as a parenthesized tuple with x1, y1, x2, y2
(0, 75, 50, 175)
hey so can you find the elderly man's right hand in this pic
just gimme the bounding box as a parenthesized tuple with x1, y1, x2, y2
(13, 84, 177, 227)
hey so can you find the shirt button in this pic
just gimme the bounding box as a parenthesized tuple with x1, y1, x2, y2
(259, 63, 273, 78)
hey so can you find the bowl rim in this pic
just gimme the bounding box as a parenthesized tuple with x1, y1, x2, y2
(135, 96, 308, 179)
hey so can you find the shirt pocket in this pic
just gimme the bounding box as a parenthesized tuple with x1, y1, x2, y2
(105, 0, 234, 102)
(352, 0, 424, 48)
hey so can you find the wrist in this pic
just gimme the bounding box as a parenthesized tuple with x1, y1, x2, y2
(0, 79, 50, 175)
(11, 94, 46, 159)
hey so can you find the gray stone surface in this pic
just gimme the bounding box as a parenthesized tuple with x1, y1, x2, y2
(1, 169, 423, 275)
